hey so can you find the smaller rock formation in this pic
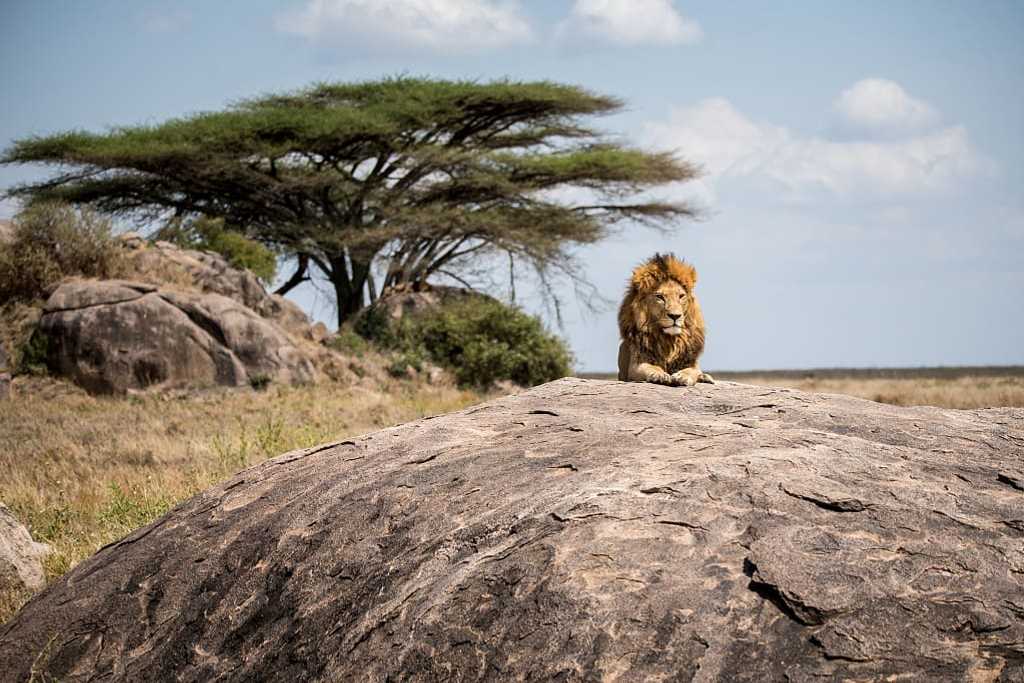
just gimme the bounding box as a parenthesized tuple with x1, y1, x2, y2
(37, 280, 318, 394)
(0, 504, 49, 595)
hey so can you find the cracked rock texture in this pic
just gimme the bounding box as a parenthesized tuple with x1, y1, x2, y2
(2, 378, 1022, 681)
(37, 279, 317, 394)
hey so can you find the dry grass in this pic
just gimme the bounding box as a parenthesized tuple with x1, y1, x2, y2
(0, 376, 490, 624)
(579, 368, 1024, 410)
(720, 374, 1024, 410)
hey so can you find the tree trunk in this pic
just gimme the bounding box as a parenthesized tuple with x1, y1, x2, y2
(327, 249, 374, 327)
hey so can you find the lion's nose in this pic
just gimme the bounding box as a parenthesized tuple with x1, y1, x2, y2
(668, 313, 682, 323)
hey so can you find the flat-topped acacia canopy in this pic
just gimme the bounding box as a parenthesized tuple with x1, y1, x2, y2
(3, 78, 700, 324)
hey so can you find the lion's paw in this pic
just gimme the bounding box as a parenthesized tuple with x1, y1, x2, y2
(698, 372, 715, 384)
(647, 370, 675, 385)
(671, 369, 700, 387)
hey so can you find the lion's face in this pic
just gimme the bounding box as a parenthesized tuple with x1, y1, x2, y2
(647, 279, 690, 336)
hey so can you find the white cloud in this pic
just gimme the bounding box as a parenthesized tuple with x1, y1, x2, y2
(140, 9, 192, 33)
(644, 88, 985, 201)
(833, 78, 939, 135)
(557, 0, 702, 46)
(276, 0, 534, 54)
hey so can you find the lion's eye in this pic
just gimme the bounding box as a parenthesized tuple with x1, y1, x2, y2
(655, 295, 665, 303)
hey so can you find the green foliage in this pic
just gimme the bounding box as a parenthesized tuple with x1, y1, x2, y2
(156, 217, 277, 284)
(326, 326, 370, 355)
(361, 296, 573, 388)
(97, 483, 172, 539)
(210, 414, 290, 472)
(18, 330, 50, 376)
(248, 373, 272, 391)
(0, 202, 124, 303)
(387, 350, 428, 379)
(353, 305, 398, 347)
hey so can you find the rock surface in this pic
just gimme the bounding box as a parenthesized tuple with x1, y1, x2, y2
(2, 379, 1022, 681)
(122, 237, 274, 316)
(120, 235, 328, 343)
(37, 280, 318, 394)
(0, 504, 50, 596)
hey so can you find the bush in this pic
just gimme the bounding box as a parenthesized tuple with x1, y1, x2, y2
(0, 202, 124, 303)
(326, 327, 370, 356)
(248, 373, 272, 391)
(156, 217, 277, 284)
(359, 295, 573, 388)
(18, 330, 49, 376)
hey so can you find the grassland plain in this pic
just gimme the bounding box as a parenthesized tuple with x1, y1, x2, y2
(582, 366, 1024, 410)
(0, 376, 491, 623)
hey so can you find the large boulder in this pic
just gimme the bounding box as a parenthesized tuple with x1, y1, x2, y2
(0, 504, 49, 596)
(1, 379, 1021, 681)
(37, 280, 318, 394)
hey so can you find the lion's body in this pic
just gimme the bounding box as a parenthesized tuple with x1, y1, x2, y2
(617, 253, 713, 386)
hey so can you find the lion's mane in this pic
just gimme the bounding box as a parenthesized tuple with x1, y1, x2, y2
(617, 253, 706, 376)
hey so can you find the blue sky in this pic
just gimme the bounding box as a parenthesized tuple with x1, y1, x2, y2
(2, 1, 1022, 371)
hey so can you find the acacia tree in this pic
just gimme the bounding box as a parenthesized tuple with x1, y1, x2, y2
(2, 78, 699, 325)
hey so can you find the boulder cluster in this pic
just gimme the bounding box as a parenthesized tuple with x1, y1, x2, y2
(30, 235, 343, 394)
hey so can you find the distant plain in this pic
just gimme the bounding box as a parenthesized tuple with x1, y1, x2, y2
(579, 366, 1024, 410)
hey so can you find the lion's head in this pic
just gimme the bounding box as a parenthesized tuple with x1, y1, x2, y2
(618, 253, 705, 368)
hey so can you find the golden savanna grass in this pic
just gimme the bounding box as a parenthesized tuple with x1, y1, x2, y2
(0, 377, 490, 624)
(718, 371, 1024, 410)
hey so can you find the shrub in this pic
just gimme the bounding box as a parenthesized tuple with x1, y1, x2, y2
(18, 330, 49, 376)
(155, 217, 277, 284)
(360, 295, 573, 388)
(248, 373, 272, 391)
(0, 202, 124, 303)
(326, 326, 370, 356)
(387, 350, 427, 379)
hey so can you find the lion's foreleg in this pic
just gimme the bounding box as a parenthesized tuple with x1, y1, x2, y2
(618, 342, 674, 384)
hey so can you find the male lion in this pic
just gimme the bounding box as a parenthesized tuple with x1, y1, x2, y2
(617, 253, 715, 386)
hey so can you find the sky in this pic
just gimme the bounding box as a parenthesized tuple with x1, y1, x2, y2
(2, 1, 1022, 372)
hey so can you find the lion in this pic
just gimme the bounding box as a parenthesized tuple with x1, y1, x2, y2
(617, 253, 714, 387)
